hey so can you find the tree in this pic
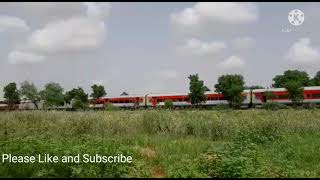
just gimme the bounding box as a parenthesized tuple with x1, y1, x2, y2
(272, 70, 308, 105)
(164, 100, 174, 109)
(19, 81, 40, 109)
(91, 84, 106, 100)
(188, 74, 208, 107)
(272, 70, 310, 88)
(245, 85, 264, 90)
(215, 74, 245, 108)
(310, 71, 320, 86)
(204, 87, 211, 91)
(265, 91, 276, 102)
(284, 81, 304, 105)
(40, 82, 65, 108)
(120, 91, 129, 96)
(3, 82, 20, 109)
(65, 87, 89, 110)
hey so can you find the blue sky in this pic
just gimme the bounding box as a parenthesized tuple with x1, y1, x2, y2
(0, 2, 320, 99)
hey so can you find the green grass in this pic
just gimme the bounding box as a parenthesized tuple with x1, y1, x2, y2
(1, 109, 320, 177)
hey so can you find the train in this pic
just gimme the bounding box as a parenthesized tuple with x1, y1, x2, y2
(93, 86, 320, 108)
(1, 86, 320, 111)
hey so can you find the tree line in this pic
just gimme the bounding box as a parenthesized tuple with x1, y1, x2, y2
(2, 69, 320, 110)
(188, 69, 320, 108)
(2, 82, 106, 110)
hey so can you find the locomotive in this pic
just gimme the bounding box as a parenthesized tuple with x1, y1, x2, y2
(94, 86, 320, 108)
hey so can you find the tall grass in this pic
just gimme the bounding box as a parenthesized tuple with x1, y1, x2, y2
(1, 109, 320, 177)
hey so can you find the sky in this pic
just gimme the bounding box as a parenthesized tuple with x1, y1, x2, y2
(1, 2, 320, 99)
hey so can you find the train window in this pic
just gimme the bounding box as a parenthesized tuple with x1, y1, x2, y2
(312, 94, 320, 98)
(277, 94, 288, 99)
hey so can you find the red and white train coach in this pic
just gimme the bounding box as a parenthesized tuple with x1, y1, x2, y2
(94, 95, 145, 108)
(252, 86, 320, 105)
(95, 90, 253, 108)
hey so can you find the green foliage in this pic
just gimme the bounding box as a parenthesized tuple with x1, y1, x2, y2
(167, 159, 208, 178)
(283, 81, 304, 105)
(65, 87, 89, 110)
(40, 82, 64, 108)
(2, 109, 320, 177)
(19, 81, 40, 109)
(163, 100, 173, 109)
(272, 70, 307, 105)
(261, 102, 289, 110)
(272, 70, 310, 88)
(214, 74, 245, 108)
(0, 137, 137, 178)
(90, 84, 106, 100)
(264, 91, 276, 101)
(105, 102, 119, 111)
(72, 97, 88, 110)
(310, 71, 320, 86)
(212, 104, 231, 111)
(245, 85, 264, 90)
(188, 74, 208, 107)
(3, 82, 20, 108)
(302, 103, 318, 109)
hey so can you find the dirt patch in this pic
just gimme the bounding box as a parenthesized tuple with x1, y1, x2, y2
(152, 167, 166, 178)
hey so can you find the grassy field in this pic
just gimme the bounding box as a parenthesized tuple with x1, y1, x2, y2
(1, 109, 320, 177)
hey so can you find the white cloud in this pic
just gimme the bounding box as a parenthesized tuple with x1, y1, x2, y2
(171, 2, 258, 27)
(177, 38, 227, 56)
(218, 55, 245, 69)
(285, 38, 320, 66)
(25, 17, 106, 55)
(8, 51, 45, 64)
(159, 70, 177, 79)
(0, 16, 29, 32)
(232, 36, 256, 50)
(7, 2, 110, 64)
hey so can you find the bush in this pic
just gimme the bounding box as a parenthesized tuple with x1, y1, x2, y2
(72, 99, 88, 111)
(105, 102, 119, 111)
(200, 132, 261, 178)
(212, 104, 231, 111)
(164, 100, 173, 110)
(302, 103, 318, 109)
(261, 102, 289, 111)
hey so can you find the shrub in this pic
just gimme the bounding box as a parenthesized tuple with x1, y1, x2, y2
(72, 98, 88, 111)
(201, 139, 260, 177)
(167, 159, 208, 178)
(164, 100, 173, 110)
(261, 102, 289, 111)
(105, 102, 119, 111)
(212, 104, 231, 111)
(302, 103, 318, 109)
